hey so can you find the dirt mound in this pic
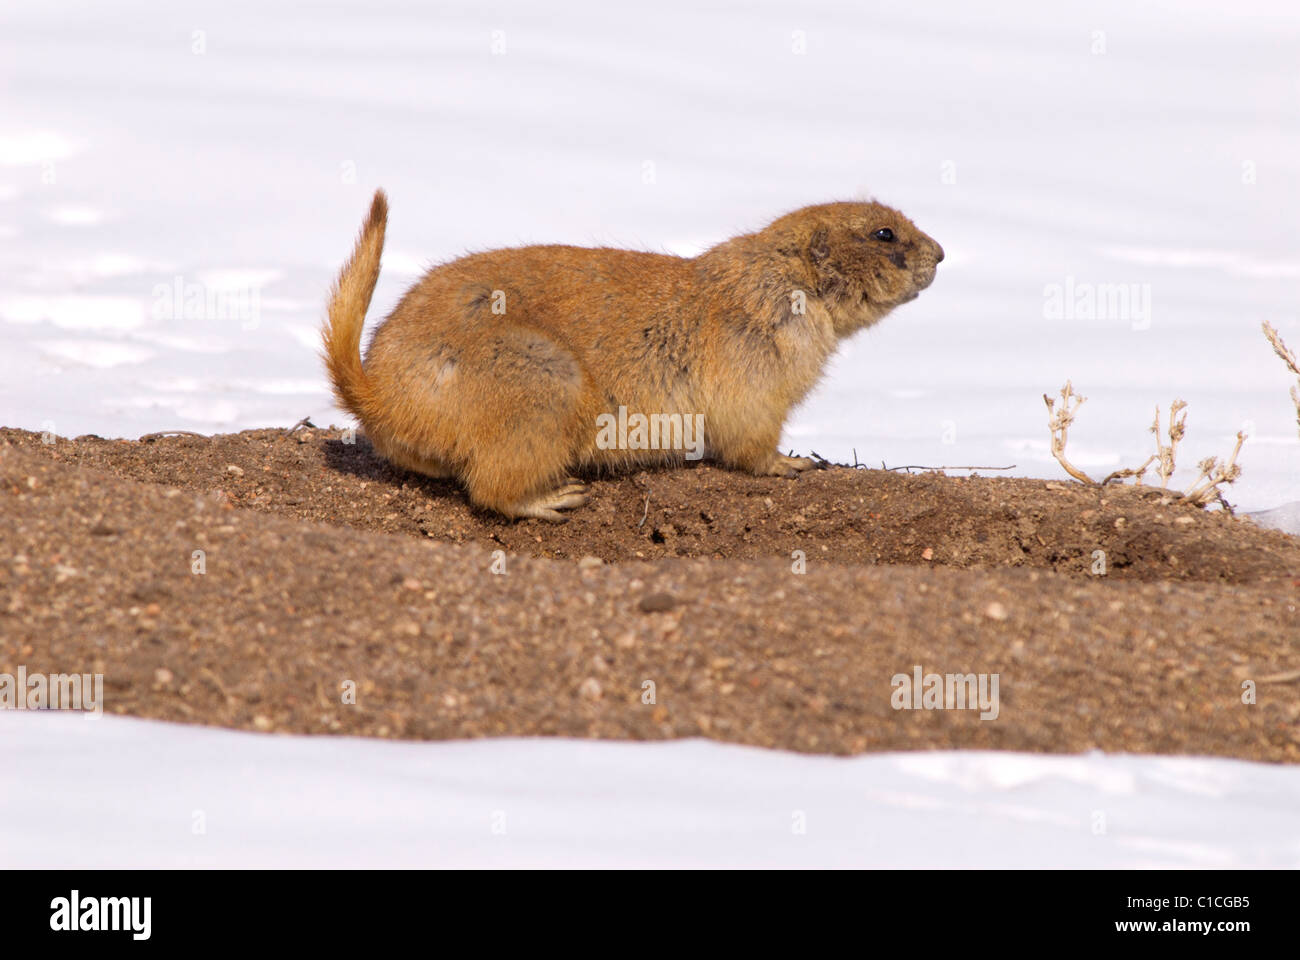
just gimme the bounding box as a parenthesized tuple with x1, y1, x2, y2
(2, 427, 1298, 761)
(4, 426, 1297, 583)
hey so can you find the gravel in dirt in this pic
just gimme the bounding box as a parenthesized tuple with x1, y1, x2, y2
(2, 426, 1298, 761)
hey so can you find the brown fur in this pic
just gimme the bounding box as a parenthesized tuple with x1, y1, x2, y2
(322, 190, 943, 520)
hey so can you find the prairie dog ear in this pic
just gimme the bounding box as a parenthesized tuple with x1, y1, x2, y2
(808, 227, 830, 264)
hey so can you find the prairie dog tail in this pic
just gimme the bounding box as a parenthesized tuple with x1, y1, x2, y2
(322, 189, 388, 423)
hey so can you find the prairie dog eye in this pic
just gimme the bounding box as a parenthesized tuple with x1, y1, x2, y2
(873, 228, 895, 242)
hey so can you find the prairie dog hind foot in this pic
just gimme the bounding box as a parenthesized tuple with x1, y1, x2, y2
(504, 482, 589, 522)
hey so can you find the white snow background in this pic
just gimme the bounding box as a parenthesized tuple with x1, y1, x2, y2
(1, 0, 1297, 867)
(3, 712, 1299, 868)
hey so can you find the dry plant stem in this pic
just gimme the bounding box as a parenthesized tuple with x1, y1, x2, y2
(1044, 381, 1245, 508)
(1183, 432, 1245, 505)
(1262, 322, 1300, 438)
(283, 416, 318, 436)
(1262, 321, 1300, 374)
(1044, 381, 1095, 484)
(884, 464, 1017, 473)
(139, 430, 206, 442)
(1207, 487, 1235, 516)
(1154, 400, 1187, 490)
(1101, 454, 1156, 486)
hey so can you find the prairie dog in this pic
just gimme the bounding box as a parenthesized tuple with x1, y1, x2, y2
(323, 191, 943, 520)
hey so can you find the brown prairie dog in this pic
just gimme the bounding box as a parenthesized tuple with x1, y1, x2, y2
(322, 191, 943, 520)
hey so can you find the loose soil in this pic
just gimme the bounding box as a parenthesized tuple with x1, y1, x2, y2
(2, 425, 1298, 761)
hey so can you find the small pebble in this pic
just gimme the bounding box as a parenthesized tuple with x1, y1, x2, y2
(639, 592, 676, 613)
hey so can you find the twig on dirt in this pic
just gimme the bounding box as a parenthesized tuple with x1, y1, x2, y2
(1258, 669, 1300, 685)
(883, 464, 1017, 473)
(1100, 455, 1156, 486)
(1262, 322, 1300, 438)
(283, 416, 318, 436)
(199, 666, 236, 705)
(808, 450, 834, 470)
(1210, 487, 1236, 516)
(782, 449, 1013, 473)
(1043, 381, 1094, 483)
(637, 493, 649, 529)
(138, 430, 205, 442)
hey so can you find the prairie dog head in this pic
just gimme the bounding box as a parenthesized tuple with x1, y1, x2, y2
(764, 201, 944, 337)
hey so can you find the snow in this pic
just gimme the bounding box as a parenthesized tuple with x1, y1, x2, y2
(1248, 500, 1300, 534)
(2, 713, 1297, 868)
(1, 0, 1297, 865)
(1, 0, 1296, 509)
